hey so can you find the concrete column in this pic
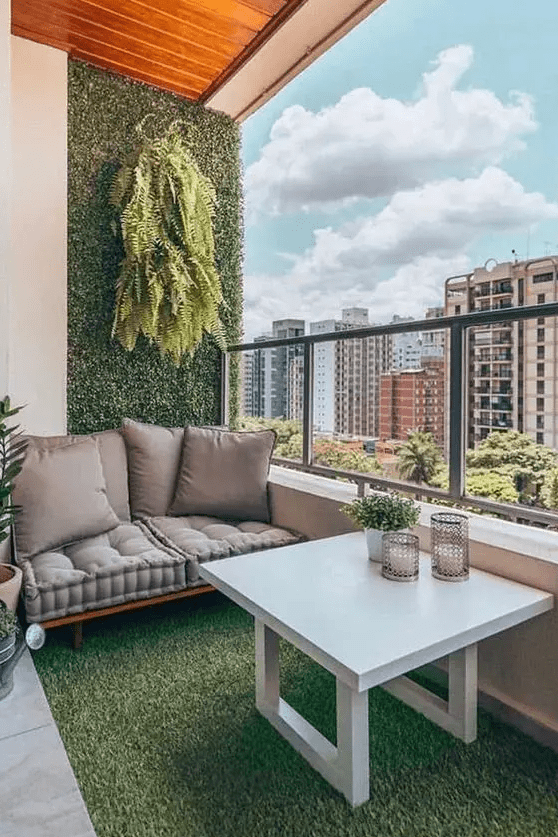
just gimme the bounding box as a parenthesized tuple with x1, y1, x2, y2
(0, 0, 10, 397)
(10, 36, 67, 434)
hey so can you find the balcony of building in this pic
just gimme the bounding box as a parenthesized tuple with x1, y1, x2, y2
(491, 281, 514, 295)
(3, 2, 558, 834)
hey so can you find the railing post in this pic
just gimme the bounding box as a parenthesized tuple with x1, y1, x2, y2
(449, 323, 466, 498)
(302, 342, 314, 467)
(221, 351, 230, 427)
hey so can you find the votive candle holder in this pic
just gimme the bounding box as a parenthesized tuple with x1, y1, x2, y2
(381, 532, 420, 582)
(430, 512, 469, 582)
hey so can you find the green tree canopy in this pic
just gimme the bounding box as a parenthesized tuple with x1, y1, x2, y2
(239, 417, 381, 475)
(397, 431, 443, 485)
(466, 431, 557, 499)
(540, 467, 558, 510)
(466, 469, 519, 504)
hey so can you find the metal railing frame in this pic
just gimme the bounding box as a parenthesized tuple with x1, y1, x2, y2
(224, 301, 558, 526)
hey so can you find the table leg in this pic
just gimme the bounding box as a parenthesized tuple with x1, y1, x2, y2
(254, 619, 370, 807)
(255, 618, 280, 711)
(383, 643, 478, 742)
(448, 643, 478, 743)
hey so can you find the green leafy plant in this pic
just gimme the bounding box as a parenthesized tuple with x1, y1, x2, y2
(0, 599, 16, 639)
(341, 492, 420, 531)
(110, 122, 226, 365)
(0, 397, 27, 545)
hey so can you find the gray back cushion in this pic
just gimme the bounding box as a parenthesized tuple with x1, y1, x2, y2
(121, 419, 184, 518)
(169, 426, 276, 522)
(21, 429, 130, 522)
(13, 438, 120, 558)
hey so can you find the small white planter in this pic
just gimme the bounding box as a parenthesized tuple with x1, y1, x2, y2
(365, 528, 411, 563)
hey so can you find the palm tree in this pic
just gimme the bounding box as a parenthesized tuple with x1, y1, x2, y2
(397, 431, 442, 485)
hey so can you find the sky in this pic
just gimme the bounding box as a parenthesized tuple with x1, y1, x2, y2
(240, 0, 558, 341)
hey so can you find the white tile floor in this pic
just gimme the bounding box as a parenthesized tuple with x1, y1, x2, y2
(0, 650, 96, 837)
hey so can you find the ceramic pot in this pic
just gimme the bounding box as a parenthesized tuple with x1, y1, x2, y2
(0, 564, 22, 611)
(364, 528, 384, 562)
(365, 528, 411, 563)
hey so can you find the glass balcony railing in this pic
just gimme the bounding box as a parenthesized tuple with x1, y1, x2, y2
(226, 301, 558, 527)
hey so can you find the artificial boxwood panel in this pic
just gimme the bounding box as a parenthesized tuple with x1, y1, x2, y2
(68, 60, 242, 434)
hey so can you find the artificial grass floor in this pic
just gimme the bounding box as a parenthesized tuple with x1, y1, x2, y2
(35, 593, 558, 837)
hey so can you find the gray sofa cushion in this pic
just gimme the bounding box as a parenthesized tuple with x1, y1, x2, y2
(144, 515, 301, 583)
(122, 419, 184, 518)
(18, 522, 189, 622)
(13, 439, 120, 559)
(21, 430, 131, 522)
(169, 426, 276, 522)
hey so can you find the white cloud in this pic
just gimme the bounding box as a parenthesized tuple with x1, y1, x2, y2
(243, 254, 470, 341)
(243, 169, 558, 340)
(245, 45, 536, 218)
(291, 167, 558, 281)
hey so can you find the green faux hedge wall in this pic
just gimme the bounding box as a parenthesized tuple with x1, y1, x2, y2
(68, 60, 242, 434)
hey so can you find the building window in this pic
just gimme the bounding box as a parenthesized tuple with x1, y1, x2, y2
(537, 345, 545, 359)
(537, 397, 545, 412)
(533, 272, 553, 284)
(454, 305, 461, 315)
(538, 317, 545, 326)
(537, 415, 544, 429)
(537, 328, 545, 342)
(537, 432, 544, 444)
(537, 293, 546, 304)
(537, 363, 545, 377)
(537, 380, 545, 394)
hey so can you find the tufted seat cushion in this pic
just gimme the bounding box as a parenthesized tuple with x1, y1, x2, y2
(18, 522, 189, 622)
(143, 515, 302, 583)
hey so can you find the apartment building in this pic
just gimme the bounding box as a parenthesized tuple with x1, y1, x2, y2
(244, 319, 305, 419)
(379, 358, 445, 447)
(311, 308, 392, 438)
(444, 256, 558, 450)
(391, 315, 421, 369)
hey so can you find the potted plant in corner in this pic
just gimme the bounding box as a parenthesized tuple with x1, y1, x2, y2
(0, 599, 17, 666)
(0, 597, 24, 700)
(0, 396, 27, 610)
(341, 491, 420, 562)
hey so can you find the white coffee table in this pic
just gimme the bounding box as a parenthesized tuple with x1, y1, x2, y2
(199, 532, 553, 807)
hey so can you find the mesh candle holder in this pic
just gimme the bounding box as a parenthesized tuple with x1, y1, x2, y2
(381, 532, 420, 582)
(430, 512, 469, 582)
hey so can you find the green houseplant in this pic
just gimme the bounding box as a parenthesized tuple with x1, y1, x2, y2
(342, 492, 420, 562)
(0, 397, 27, 609)
(0, 598, 17, 667)
(110, 122, 226, 366)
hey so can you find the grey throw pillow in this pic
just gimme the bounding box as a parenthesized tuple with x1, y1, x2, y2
(13, 438, 120, 558)
(121, 419, 184, 518)
(169, 426, 276, 522)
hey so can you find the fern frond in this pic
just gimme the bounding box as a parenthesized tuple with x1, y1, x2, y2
(110, 125, 225, 365)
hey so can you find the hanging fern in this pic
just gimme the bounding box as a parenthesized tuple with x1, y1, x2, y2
(110, 124, 226, 365)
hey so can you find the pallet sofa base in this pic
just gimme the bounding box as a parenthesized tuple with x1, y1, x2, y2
(39, 584, 215, 649)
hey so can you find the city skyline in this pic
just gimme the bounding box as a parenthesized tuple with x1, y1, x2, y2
(241, 0, 558, 342)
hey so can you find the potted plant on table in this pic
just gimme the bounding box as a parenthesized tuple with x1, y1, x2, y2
(341, 491, 420, 562)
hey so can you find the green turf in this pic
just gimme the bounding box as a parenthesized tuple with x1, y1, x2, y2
(35, 594, 558, 837)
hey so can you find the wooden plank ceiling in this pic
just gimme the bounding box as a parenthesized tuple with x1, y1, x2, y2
(11, 0, 309, 105)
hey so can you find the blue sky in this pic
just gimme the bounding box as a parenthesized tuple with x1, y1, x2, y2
(241, 0, 558, 340)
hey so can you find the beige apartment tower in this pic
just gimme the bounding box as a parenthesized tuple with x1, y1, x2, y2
(445, 256, 558, 451)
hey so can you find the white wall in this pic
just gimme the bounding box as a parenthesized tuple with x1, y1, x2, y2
(0, 1, 10, 396)
(10, 36, 67, 434)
